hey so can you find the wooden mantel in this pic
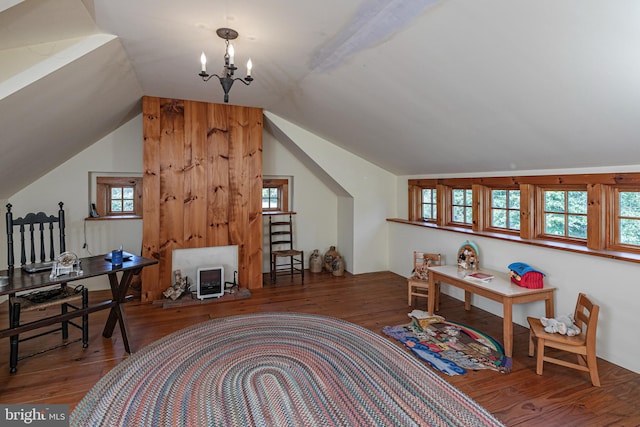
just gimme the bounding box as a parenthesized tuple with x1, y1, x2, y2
(140, 96, 263, 301)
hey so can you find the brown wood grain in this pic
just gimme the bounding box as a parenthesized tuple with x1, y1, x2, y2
(142, 97, 263, 300)
(0, 271, 637, 426)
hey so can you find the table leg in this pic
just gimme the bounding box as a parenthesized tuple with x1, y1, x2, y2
(464, 291, 471, 311)
(503, 299, 513, 358)
(103, 269, 139, 353)
(428, 274, 436, 316)
(544, 291, 555, 317)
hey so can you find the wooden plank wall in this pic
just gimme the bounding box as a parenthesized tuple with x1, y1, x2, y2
(141, 96, 263, 301)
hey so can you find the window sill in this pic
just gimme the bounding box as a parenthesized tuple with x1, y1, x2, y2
(387, 217, 640, 264)
(85, 215, 142, 221)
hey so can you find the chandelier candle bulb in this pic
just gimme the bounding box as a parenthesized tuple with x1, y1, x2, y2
(247, 58, 252, 76)
(200, 52, 207, 72)
(228, 44, 234, 65)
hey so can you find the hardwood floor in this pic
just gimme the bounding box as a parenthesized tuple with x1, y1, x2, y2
(0, 271, 638, 426)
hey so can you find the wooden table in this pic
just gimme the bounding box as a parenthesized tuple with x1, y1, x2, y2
(0, 254, 158, 354)
(428, 265, 555, 357)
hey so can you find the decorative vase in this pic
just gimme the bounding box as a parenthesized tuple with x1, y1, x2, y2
(309, 249, 323, 273)
(332, 256, 345, 276)
(324, 246, 339, 272)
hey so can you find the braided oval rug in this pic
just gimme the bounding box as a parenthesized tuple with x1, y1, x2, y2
(71, 312, 504, 427)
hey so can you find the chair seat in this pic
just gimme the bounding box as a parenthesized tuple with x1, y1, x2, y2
(527, 317, 586, 347)
(10, 286, 84, 312)
(272, 249, 303, 257)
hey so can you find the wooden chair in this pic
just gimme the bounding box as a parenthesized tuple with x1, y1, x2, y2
(407, 252, 441, 310)
(268, 213, 304, 284)
(6, 202, 88, 373)
(527, 293, 600, 386)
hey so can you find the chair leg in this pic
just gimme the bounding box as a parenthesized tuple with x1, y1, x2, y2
(82, 288, 89, 348)
(586, 352, 600, 387)
(62, 303, 69, 340)
(300, 251, 304, 284)
(407, 283, 412, 306)
(528, 330, 535, 357)
(9, 303, 21, 374)
(271, 255, 276, 284)
(535, 338, 545, 375)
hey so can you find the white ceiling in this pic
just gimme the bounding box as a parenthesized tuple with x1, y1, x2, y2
(1, 0, 640, 198)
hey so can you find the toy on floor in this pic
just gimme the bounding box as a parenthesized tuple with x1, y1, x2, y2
(540, 314, 581, 336)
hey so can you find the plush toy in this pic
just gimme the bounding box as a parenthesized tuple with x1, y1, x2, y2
(540, 314, 581, 337)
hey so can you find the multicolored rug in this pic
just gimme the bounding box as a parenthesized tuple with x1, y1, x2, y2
(71, 312, 504, 426)
(383, 319, 512, 376)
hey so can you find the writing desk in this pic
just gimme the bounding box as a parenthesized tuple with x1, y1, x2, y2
(0, 254, 158, 354)
(428, 265, 555, 357)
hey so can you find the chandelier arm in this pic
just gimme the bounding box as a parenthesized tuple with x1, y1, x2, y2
(233, 78, 252, 86)
(200, 73, 222, 83)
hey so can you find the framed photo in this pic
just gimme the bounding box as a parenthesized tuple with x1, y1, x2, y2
(457, 241, 479, 271)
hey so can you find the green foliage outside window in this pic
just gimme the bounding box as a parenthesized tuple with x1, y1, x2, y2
(452, 189, 472, 224)
(421, 188, 437, 220)
(544, 190, 587, 239)
(491, 189, 520, 230)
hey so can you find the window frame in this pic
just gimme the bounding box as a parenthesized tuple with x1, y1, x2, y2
(95, 176, 143, 219)
(404, 173, 640, 264)
(536, 185, 588, 243)
(484, 186, 521, 235)
(262, 178, 289, 213)
(448, 186, 473, 228)
(608, 186, 640, 253)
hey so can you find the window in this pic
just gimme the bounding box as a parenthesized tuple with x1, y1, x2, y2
(540, 188, 587, 240)
(490, 189, 520, 231)
(405, 173, 640, 263)
(451, 188, 472, 225)
(96, 177, 142, 218)
(614, 189, 640, 247)
(421, 188, 437, 221)
(262, 179, 289, 212)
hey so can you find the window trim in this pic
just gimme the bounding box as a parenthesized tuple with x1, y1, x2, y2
(95, 176, 143, 219)
(484, 186, 521, 236)
(403, 173, 640, 263)
(262, 178, 289, 213)
(536, 185, 588, 244)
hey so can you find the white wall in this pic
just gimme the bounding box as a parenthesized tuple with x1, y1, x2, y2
(389, 171, 640, 374)
(262, 130, 339, 271)
(264, 112, 397, 274)
(4, 114, 144, 290)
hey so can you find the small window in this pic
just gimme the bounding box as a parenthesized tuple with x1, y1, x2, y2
(421, 188, 437, 221)
(541, 188, 587, 239)
(451, 188, 473, 225)
(262, 179, 289, 212)
(490, 189, 520, 231)
(614, 189, 640, 247)
(96, 177, 143, 218)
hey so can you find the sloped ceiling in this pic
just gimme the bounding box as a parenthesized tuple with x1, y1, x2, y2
(2, 0, 640, 198)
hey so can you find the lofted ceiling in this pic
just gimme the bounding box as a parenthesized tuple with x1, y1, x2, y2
(1, 0, 640, 199)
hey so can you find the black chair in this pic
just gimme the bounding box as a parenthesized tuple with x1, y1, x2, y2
(6, 202, 88, 373)
(268, 213, 304, 284)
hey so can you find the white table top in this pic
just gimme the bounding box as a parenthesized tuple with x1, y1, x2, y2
(428, 265, 555, 296)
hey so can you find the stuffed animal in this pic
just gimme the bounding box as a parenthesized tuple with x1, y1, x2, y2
(540, 314, 581, 336)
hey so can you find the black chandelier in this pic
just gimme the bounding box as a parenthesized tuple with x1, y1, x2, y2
(199, 28, 253, 103)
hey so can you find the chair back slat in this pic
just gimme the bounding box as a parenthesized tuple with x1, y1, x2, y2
(575, 293, 599, 348)
(5, 202, 66, 269)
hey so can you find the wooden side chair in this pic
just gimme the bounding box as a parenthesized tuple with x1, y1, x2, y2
(6, 202, 89, 373)
(268, 213, 304, 284)
(407, 252, 441, 311)
(527, 293, 600, 386)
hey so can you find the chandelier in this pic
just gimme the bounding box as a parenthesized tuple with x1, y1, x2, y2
(199, 28, 253, 103)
